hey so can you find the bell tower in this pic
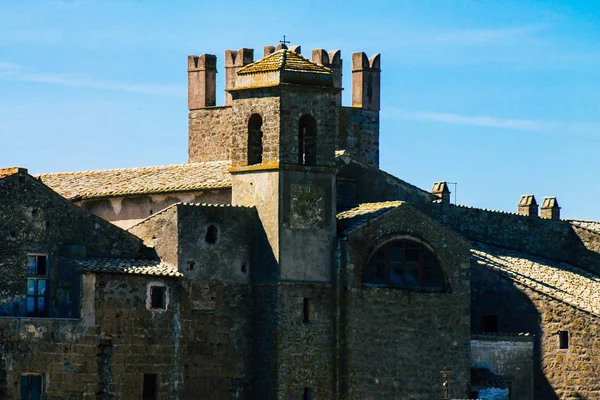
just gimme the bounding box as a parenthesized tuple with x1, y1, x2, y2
(228, 46, 339, 282)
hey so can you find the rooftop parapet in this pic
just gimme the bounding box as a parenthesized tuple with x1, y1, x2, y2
(540, 196, 560, 220)
(352, 52, 381, 111)
(187, 54, 216, 110)
(312, 49, 342, 105)
(518, 194, 538, 217)
(224, 48, 254, 105)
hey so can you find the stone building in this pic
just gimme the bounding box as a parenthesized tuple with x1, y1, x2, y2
(1, 43, 599, 399)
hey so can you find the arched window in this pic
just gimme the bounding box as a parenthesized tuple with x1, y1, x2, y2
(298, 114, 317, 166)
(205, 225, 218, 244)
(363, 240, 446, 291)
(248, 114, 263, 165)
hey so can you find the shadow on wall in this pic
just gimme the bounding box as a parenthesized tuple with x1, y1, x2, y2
(471, 264, 558, 400)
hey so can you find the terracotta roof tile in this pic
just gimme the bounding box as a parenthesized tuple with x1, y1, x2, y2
(336, 201, 404, 235)
(237, 49, 331, 75)
(472, 243, 600, 317)
(70, 258, 182, 277)
(37, 161, 232, 200)
(0, 167, 27, 179)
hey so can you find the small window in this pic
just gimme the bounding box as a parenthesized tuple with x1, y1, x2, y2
(482, 315, 498, 333)
(20, 374, 44, 400)
(26, 255, 48, 317)
(142, 373, 157, 400)
(303, 387, 314, 400)
(150, 287, 166, 309)
(559, 331, 569, 349)
(298, 114, 317, 166)
(205, 225, 218, 244)
(187, 261, 195, 271)
(247, 113, 263, 165)
(337, 180, 357, 199)
(303, 298, 310, 323)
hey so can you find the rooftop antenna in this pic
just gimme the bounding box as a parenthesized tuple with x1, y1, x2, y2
(447, 182, 458, 204)
(279, 35, 290, 46)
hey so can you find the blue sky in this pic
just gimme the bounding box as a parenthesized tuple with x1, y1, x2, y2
(1, 0, 599, 220)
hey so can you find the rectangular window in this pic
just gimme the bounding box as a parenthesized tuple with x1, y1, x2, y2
(303, 387, 313, 400)
(143, 373, 157, 400)
(303, 298, 310, 323)
(559, 331, 569, 349)
(150, 287, 166, 309)
(27, 255, 48, 317)
(482, 315, 498, 333)
(20, 374, 44, 400)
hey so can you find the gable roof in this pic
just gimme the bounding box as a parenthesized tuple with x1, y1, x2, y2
(472, 243, 600, 318)
(336, 201, 404, 235)
(37, 161, 232, 200)
(0, 167, 27, 180)
(237, 49, 332, 75)
(69, 258, 182, 277)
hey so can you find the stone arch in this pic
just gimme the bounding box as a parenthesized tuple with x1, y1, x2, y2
(363, 236, 448, 291)
(298, 114, 317, 166)
(247, 113, 263, 165)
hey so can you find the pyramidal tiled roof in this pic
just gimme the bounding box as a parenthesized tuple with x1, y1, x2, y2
(37, 161, 232, 200)
(237, 49, 332, 75)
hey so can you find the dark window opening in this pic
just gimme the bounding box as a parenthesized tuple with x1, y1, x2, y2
(26, 255, 48, 317)
(303, 298, 310, 323)
(559, 330, 569, 349)
(363, 240, 446, 291)
(303, 387, 313, 400)
(482, 315, 498, 333)
(298, 114, 317, 166)
(337, 180, 358, 199)
(142, 373, 157, 400)
(247, 113, 263, 165)
(20, 374, 43, 400)
(205, 225, 218, 244)
(187, 261, 195, 271)
(150, 287, 166, 309)
(241, 263, 247, 273)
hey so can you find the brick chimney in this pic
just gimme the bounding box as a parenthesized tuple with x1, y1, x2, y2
(540, 197, 560, 220)
(431, 181, 450, 204)
(518, 195, 538, 217)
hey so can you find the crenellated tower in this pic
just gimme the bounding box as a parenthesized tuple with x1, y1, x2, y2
(187, 44, 381, 168)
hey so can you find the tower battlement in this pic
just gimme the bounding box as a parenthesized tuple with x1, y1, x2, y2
(188, 44, 381, 168)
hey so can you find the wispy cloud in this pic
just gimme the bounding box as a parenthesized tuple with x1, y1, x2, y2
(384, 106, 600, 135)
(427, 25, 545, 46)
(0, 61, 184, 97)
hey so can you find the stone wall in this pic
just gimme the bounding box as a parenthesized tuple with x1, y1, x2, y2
(340, 204, 472, 399)
(472, 264, 600, 399)
(0, 172, 143, 318)
(471, 335, 534, 399)
(338, 107, 379, 168)
(189, 106, 233, 163)
(433, 203, 600, 275)
(336, 155, 435, 213)
(77, 189, 232, 230)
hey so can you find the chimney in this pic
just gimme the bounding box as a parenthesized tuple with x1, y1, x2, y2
(431, 181, 450, 204)
(540, 197, 560, 220)
(188, 54, 217, 110)
(351, 52, 381, 111)
(518, 195, 538, 217)
(224, 48, 254, 106)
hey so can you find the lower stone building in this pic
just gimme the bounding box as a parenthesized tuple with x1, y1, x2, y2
(1, 43, 599, 399)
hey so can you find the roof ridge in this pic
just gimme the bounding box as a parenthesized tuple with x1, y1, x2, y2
(37, 160, 231, 177)
(127, 202, 182, 231)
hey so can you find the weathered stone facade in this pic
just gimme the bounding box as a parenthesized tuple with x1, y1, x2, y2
(2, 42, 600, 400)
